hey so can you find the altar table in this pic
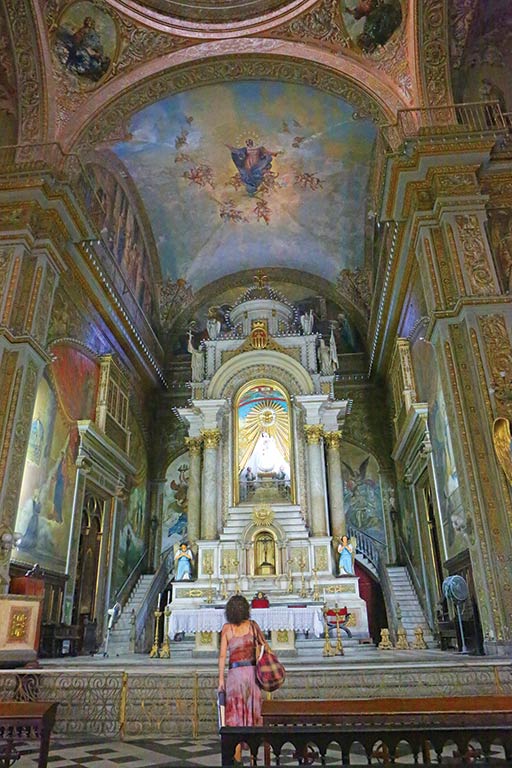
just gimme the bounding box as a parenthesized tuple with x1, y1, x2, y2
(169, 606, 324, 654)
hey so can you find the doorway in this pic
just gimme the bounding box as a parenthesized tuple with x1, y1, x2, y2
(72, 493, 105, 652)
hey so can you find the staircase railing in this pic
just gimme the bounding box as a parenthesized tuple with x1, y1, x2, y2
(114, 547, 148, 610)
(397, 534, 434, 630)
(134, 550, 174, 653)
(347, 525, 399, 643)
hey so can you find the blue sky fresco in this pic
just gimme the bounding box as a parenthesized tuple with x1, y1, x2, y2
(113, 81, 377, 291)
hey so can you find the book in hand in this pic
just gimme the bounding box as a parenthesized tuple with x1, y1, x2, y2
(217, 689, 226, 731)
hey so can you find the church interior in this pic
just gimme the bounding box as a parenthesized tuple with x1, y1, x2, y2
(1, 0, 512, 763)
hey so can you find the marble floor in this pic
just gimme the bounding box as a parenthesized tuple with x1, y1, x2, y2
(12, 735, 508, 767)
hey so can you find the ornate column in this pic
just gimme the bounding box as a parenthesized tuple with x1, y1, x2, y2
(304, 425, 327, 537)
(200, 428, 222, 540)
(324, 430, 345, 538)
(185, 436, 203, 544)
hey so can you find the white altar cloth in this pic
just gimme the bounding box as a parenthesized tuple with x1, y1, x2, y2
(169, 606, 324, 638)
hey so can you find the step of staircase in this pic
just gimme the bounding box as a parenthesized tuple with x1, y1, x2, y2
(107, 574, 155, 656)
(386, 566, 434, 644)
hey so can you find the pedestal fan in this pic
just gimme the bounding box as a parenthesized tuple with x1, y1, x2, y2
(442, 575, 470, 654)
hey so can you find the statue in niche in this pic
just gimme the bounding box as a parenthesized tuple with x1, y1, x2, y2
(187, 330, 204, 382)
(206, 306, 222, 340)
(300, 309, 314, 335)
(174, 542, 194, 581)
(337, 535, 355, 576)
(318, 338, 333, 374)
(255, 532, 276, 576)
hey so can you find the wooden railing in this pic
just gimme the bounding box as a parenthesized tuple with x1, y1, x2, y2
(221, 695, 512, 765)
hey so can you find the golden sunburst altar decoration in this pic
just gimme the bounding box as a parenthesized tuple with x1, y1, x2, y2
(253, 506, 274, 527)
(239, 398, 290, 471)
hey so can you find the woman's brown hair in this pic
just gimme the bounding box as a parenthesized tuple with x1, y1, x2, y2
(225, 594, 250, 625)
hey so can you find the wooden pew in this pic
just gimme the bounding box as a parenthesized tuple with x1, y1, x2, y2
(220, 695, 512, 766)
(0, 702, 58, 768)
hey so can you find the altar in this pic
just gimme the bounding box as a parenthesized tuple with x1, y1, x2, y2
(170, 280, 372, 645)
(169, 605, 325, 654)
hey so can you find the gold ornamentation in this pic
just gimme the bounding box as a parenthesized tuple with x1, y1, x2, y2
(199, 631, 213, 644)
(314, 546, 328, 571)
(455, 215, 496, 296)
(378, 628, 394, 650)
(412, 626, 428, 650)
(8, 609, 29, 642)
(250, 320, 268, 349)
(493, 418, 512, 485)
(395, 626, 410, 650)
(149, 610, 163, 658)
(418, 0, 452, 108)
(200, 429, 221, 448)
(304, 424, 324, 445)
(479, 315, 512, 420)
(253, 506, 274, 527)
(346, 613, 357, 627)
(276, 630, 289, 643)
(324, 431, 342, 449)
(185, 589, 204, 598)
(325, 584, 355, 593)
(185, 436, 202, 455)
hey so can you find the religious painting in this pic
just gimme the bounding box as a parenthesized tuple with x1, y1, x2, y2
(236, 381, 292, 505)
(85, 163, 157, 321)
(54, 1, 117, 85)
(112, 82, 377, 292)
(493, 417, 512, 485)
(160, 453, 189, 555)
(449, 0, 511, 112)
(14, 345, 100, 573)
(111, 417, 148, 595)
(411, 339, 467, 559)
(341, 0, 403, 53)
(341, 443, 385, 542)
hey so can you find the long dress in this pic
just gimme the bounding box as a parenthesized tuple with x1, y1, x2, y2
(225, 628, 262, 727)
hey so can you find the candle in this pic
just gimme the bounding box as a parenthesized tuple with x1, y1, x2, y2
(167, 590, 171, 607)
(157, 592, 161, 610)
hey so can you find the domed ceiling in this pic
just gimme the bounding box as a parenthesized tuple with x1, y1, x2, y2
(111, 80, 377, 294)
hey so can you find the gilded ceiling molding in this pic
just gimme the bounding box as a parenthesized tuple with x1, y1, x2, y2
(3, 0, 47, 143)
(60, 42, 408, 151)
(415, 0, 453, 108)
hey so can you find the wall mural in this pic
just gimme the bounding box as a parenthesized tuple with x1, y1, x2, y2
(54, 1, 117, 85)
(450, 0, 511, 112)
(412, 339, 467, 560)
(111, 416, 148, 596)
(14, 344, 100, 573)
(112, 82, 377, 292)
(341, 442, 385, 542)
(341, 0, 403, 53)
(160, 453, 189, 555)
(0, 6, 17, 146)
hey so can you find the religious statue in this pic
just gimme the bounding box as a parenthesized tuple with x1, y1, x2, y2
(300, 309, 314, 335)
(337, 535, 355, 576)
(206, 307, 222, 340)
(245, 431, 290, 477)
(174, 542, 194, 581)
(187, 330, 204, 382)
(255, 532, 276, 576)
(329, 327, 339, 372)
(318, 338, 333, 375)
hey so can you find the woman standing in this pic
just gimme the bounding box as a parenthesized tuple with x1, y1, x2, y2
(218, 595, 265, 766)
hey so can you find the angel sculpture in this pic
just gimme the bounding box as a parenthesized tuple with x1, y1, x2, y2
(493, 417, 512, 485)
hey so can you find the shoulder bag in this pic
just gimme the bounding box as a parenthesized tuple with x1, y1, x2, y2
(251, 620, 286, 692)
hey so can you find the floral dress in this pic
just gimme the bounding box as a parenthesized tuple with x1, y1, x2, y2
(225, 625, 263, 727)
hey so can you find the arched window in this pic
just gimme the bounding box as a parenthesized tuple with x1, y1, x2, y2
(235, 380, 293, 504)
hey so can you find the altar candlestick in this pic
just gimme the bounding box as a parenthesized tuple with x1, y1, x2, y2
(157, 592, 161, 609)
(167, 590, 171, 606)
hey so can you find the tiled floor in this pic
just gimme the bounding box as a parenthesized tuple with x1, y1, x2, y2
(10, 735, 508, 767)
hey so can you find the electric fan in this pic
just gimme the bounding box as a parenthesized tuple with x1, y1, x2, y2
(442, 575, 470, 654)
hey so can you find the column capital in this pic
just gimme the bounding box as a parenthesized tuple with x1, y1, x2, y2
(324, 430, 343, 449)
(200, 428, 221, 448)
(185, 436, 203, 455)
(304, 424, 324, 445)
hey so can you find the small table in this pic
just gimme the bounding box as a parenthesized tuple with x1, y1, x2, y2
(0, 702, 58, 768)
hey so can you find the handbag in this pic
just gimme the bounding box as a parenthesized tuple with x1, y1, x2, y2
(251, 621, 286, 692)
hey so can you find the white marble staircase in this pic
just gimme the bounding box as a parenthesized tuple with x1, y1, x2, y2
(220, 505, 308, 542)
(106, 574, 154, 657)
(386, 566, 434, 645)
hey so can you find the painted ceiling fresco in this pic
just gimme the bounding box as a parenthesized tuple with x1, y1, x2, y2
(112, 82, 377, 293)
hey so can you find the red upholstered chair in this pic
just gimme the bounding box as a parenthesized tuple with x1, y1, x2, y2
(325, 606, 352, 638)
(251, 596, 270, 608)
